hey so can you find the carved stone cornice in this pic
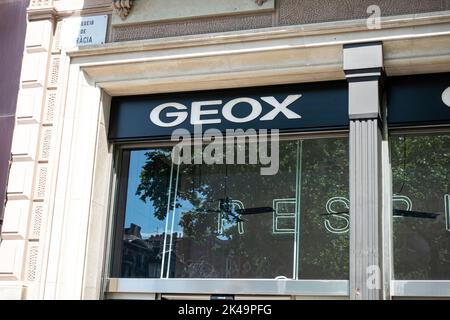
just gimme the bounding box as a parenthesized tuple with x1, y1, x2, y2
(112, 0, 133, 20)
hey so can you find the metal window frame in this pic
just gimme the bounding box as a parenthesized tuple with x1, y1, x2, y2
(389, 124, 450, 136)
(392, 281, 450, 298)
(106, 278, 350, 297)
(105, 130, 351, 298)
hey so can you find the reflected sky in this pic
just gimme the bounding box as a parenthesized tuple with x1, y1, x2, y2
(125, 150, 196, 239)
(125, 150, 166, 237)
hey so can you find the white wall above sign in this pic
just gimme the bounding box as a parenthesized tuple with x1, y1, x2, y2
(60, 15, 108, 49)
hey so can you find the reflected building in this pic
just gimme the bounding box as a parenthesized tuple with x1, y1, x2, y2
(122, 223, 165, 278)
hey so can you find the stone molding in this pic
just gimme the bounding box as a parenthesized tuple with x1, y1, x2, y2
(66, 11, 450, 97)
(27, 0, 56, 21)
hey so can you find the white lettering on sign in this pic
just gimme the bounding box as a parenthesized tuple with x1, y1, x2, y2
(443, 86, 450, 107)
(61, 15, 108, 49)
(223, 98, 262, 123)
(149, 95, 303, 127)
(260, 95, 302, 121)
(191, 100, 222, 125)
(150, 102, 188, 127)
(445, 194, 450, 232)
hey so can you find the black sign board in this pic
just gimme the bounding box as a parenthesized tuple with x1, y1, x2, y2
(108, 81, 349, 142)
(388, 73, 450, 127)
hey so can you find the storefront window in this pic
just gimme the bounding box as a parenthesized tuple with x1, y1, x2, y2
(111, 137, 349, 280)
(392, 133, 450, 280)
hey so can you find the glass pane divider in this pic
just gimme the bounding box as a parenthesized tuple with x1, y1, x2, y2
(165, 161, 181, 279)
(160, 157, 175, 279)
(293, 140, 303, 280)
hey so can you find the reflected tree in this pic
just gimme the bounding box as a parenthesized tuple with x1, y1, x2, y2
(391, 134, 450, 280)
(134, 139, 350, 279)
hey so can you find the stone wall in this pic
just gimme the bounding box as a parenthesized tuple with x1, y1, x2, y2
(111, 0, 450, 41)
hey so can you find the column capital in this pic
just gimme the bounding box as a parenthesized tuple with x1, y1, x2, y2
(343, 41, 383, 80)
(344, 42, 384, 120)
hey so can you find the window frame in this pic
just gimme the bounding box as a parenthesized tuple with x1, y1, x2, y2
(105, 130, 351, 297)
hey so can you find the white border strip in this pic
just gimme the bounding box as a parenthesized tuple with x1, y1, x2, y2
(393, 280, 450, 297)
(107, 278, 349, 296)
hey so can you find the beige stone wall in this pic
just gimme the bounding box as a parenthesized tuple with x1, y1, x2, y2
(0, 0, 111, 300)
(111, 0, 450, 41)
(277, 0, 450, 25)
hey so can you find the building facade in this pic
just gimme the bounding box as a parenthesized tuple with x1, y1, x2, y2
(1, 0, 450, 300)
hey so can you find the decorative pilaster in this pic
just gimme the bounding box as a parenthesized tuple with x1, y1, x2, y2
(344, 42, 386, 300)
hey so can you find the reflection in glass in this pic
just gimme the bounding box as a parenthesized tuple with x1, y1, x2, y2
(113, 137, 349, 280)
(392, 134, 450, 280)
(299, 139, 349, 279)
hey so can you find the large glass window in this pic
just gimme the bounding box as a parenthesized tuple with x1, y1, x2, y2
(111, 136, 349, 280)
(392, 133, 450, 280)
